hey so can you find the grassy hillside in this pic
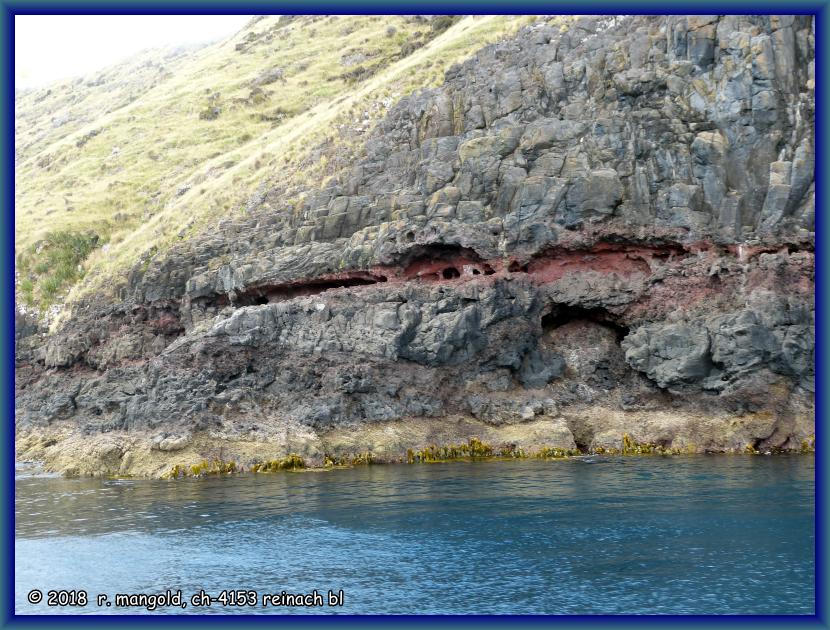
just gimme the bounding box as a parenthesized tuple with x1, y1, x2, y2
(15, 15, 542, 318)
(15, 42, 204, 165)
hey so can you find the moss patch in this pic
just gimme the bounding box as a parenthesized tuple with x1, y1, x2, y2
(250, 454, 306, 472)
(164, 458, 238, 479)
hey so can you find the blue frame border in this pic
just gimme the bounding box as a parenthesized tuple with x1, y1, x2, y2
(3, 3, 827, 628)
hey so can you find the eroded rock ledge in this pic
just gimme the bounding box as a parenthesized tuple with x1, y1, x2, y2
(15, 15, 814, 476)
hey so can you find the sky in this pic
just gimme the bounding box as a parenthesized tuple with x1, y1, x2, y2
(15, 15, 253, 89)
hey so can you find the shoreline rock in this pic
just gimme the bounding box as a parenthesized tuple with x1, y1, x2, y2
(16, 406, 815, 478)
(15, 16, 815, 473)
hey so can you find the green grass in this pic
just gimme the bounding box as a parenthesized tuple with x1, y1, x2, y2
(16, 230, 103, 309)
(15, 15, 554, 320)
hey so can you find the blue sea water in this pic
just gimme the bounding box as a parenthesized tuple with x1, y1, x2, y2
(15, 456, 814, 615)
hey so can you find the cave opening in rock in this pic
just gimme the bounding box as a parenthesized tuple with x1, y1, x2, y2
(230, 275, 388, 306)
(542, 305, 630, 341)
(399, 243, 483, 266)
(399, 243, 492, 281)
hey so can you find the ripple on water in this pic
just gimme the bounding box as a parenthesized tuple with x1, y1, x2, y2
(15, 456, 814, 615)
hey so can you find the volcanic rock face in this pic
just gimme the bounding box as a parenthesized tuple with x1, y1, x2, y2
(15, 15, 815, 475)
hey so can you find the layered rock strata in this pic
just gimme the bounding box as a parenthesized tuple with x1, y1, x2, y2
(15, 15, 815, 476)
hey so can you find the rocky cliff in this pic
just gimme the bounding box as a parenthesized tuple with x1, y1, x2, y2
(15, 15, 815, 476)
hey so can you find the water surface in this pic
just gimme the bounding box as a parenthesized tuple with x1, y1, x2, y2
(15, 456, 814, 615)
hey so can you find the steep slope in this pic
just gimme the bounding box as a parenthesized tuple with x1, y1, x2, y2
(15, 42, 204, 164)
(16, 15, 815, 476)
(15, 15, 532, 313)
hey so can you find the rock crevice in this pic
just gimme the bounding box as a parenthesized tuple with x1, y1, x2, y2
(15, 15, 815, 475)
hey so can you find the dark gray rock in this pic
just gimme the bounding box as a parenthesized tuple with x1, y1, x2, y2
(16, 15, 815, 455)
(518, 348, 566, 389)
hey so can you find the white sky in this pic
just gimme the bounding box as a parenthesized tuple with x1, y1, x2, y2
(15, 15, 253, 89)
